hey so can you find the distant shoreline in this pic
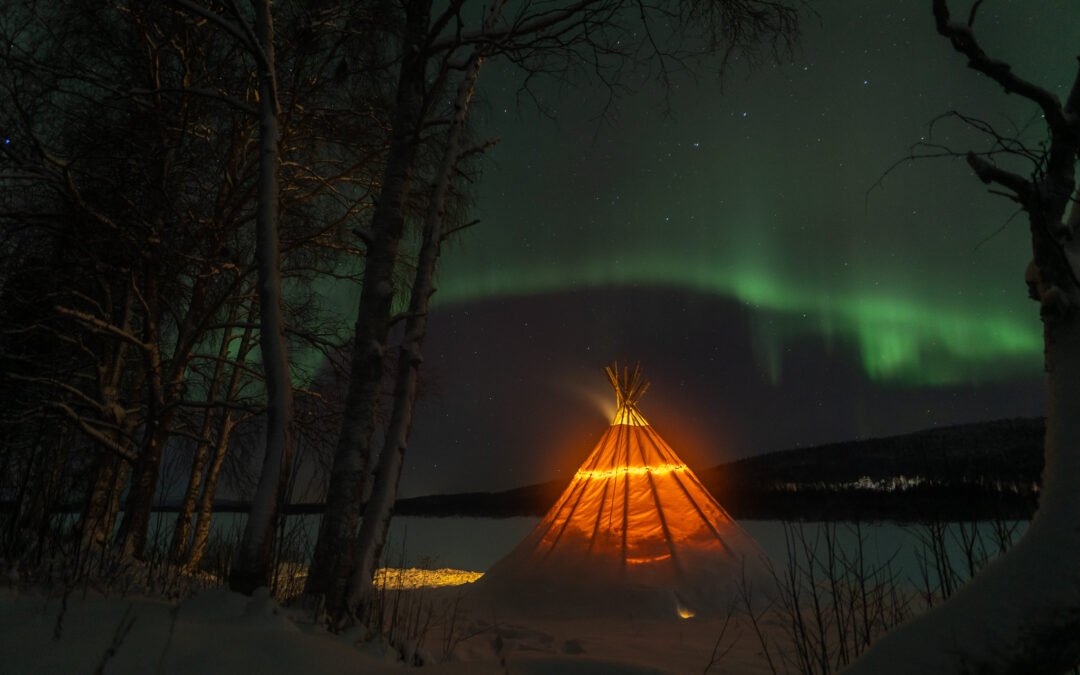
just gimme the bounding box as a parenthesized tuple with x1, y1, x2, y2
(15, 416, 1036, 523)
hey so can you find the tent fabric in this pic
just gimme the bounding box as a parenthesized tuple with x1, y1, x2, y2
(476, 365, 766, 617)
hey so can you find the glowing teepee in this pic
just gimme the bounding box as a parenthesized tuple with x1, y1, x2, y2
(479, 363, 765, 616)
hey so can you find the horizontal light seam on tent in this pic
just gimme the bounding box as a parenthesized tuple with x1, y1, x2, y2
(574, 464, 689, 480)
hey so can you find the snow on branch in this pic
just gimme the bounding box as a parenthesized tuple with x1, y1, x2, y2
(51, 402, 138, 463)
(53, 306, 150, 351)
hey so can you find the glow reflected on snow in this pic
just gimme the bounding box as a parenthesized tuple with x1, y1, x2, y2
(373, 567, 483, 589)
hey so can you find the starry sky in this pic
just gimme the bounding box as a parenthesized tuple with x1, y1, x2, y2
(394, 0, 1075, 496)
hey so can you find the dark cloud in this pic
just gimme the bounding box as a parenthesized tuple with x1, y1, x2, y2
(403, 288, 1042, 496)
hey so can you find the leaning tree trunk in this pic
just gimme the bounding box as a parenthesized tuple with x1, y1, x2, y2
(116, 278, 187, 560)
(169, 415, 216, 562)
(80, 411, 137, 553)
(116, 417, 172, 559)
(170, 384, 222, 561)
(231, 0, 295, 595)
(115, 267, 166, 559)
(345, 52, 483, 621)
(305, 0, 433, 608)
(117, 414, 176, 559)
(184, 414, 237, 571)
(80, 451, 130, 551)
(170, 321, 233, 562)
(185, 322, 252, 572)
(77, 300, 136, 552)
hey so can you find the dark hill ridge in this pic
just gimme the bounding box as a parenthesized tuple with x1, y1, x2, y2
(706, 417, 1043, 491)
(394, 417, 1044, 522)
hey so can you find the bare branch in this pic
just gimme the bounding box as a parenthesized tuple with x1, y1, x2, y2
(933, 0, 1077, 204)
(933, 1, 1067, 134)
(966, 151, 1034, 204)
(428, 0, 605, 53)
(967, 0, 985, 28)
(170, 0, 256, 53)
(8, 373, 107, 414)
(53, 305, 151, 351)
(52, 402, 138, 462)
(441, 217, 480, 241)
(1066, 58, 1080, 127)
(129, 86, 257, 116)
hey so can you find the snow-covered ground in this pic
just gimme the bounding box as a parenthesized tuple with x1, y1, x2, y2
(0, 518, 1013, 673)
(0, 584, 774, 674)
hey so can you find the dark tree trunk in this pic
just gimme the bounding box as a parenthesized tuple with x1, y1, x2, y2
(306, 0, 434, 608)
(170, 322, 233, 563)
(80, 452, 130, 551)
(185, 324, 252, 571)
(347, 51, 482, 617)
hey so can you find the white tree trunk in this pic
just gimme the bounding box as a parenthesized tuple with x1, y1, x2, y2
(232, 0, 294, 595)
(844, 5, 1080, 670)
(843, 308, 1080, 674)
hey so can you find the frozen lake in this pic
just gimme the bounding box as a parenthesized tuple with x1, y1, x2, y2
(377, 516, 1025, 579)
(174, 512, 1026, 586)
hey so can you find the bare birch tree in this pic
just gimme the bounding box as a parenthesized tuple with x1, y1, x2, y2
(844, 2, 1080, 673)
(165, 0, 387, 591)
(0, 1, 256, 563)
(223, 0, 297, 596)
(1, 0, 370, 576)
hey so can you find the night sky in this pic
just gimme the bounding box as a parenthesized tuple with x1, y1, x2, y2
(394, 1, 1073, 496)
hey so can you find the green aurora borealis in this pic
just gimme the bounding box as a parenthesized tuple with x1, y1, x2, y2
(430, 0, 1080, 386)
(439, 257, 1040, 385)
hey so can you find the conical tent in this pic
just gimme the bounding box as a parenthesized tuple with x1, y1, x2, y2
(478, 363, 765, 617)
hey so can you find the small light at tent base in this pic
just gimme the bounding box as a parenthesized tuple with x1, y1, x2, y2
(676, 602, 696, 619)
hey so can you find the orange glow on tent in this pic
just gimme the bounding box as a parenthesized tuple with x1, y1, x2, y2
(534, 414, 740, 567)
(573, 463, 688, 480)
(626, 553, 673, 565)
(480, 363, 765, 616)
